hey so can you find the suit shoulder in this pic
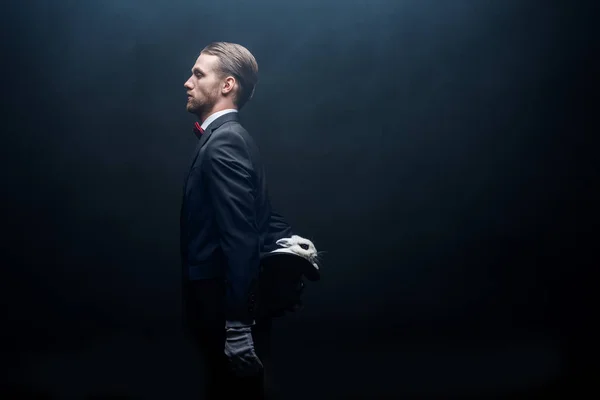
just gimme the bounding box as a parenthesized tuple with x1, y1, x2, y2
(205, 123, 250, 156)
(211, 122, 255, 146)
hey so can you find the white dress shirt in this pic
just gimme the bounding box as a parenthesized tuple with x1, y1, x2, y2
(201, 109, 238, 131)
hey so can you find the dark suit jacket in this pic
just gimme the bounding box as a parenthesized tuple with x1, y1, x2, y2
(180, 112, 293, 322)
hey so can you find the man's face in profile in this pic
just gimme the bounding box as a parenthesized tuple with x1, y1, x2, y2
(184, 53, 222, 117)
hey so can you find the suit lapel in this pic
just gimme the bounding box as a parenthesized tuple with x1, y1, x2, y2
(187, 128, 213, 170)
(188, 112, 240, 168)
(184, 112, 241, 191)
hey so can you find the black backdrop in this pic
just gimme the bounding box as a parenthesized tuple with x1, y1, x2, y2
(1, 0, 594, 398)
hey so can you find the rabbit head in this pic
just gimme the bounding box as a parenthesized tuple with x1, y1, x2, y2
(275, 235, 322, 269)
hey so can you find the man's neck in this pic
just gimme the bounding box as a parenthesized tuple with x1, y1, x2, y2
(200, 107, 239, 131)
(200, 104, 238, 124)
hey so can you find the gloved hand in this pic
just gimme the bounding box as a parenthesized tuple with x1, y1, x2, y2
(224, 320, 263, 376)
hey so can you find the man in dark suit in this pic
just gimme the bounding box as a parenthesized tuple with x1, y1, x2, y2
(180, 42, 293, 399)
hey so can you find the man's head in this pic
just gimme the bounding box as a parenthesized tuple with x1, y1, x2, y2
(184, 42, 259, 121)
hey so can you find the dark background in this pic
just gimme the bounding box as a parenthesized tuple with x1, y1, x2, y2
(1, 0, 594, 398)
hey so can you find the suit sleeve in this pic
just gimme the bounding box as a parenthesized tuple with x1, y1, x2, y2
(205, 130, 260, 323)
(262, 207, 294, 254)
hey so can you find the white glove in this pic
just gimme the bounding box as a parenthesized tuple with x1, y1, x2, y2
(224, 320, 263, 376)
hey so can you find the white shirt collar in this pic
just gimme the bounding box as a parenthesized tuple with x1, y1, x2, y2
(201, 109, 238, 131)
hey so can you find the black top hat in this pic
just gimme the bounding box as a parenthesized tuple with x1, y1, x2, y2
(260, 251, 321, 282)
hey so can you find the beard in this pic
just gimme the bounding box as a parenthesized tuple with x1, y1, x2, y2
(186, 97, 204, 115)
(186, 90, 218, 118)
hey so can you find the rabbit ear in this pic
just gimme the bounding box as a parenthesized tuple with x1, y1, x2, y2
(292, 234, 310, 242)
(292, 235, 313, 246)
(276, 237, 294, 247)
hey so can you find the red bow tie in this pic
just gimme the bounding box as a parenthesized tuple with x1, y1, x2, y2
(193, 121, 204, 138)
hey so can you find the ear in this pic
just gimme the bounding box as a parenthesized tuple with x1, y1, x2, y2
(222, 76, 236, 95)
(276, 237, 294, 247)
(292, 235, 313, 246)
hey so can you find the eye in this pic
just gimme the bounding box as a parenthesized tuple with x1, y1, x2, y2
(300, 243, 309, 250)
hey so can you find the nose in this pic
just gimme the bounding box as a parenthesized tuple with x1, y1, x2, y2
(184, 78, 193, 89)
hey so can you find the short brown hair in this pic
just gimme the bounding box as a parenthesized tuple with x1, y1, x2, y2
(201, 42, 259, 110)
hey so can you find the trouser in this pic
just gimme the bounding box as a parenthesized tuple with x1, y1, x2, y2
(183, 278, 274, 400)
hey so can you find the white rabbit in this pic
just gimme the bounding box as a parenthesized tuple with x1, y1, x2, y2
(272, 235, 322, 271)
